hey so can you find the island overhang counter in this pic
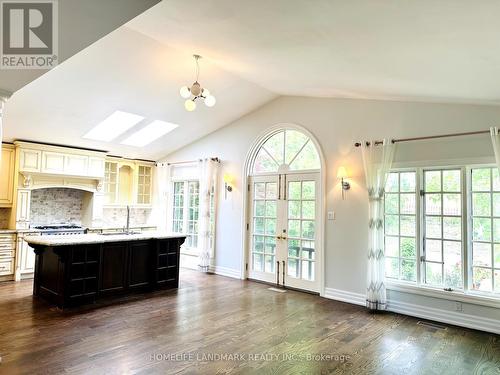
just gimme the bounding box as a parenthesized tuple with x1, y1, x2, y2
(25, 233, 186, 308)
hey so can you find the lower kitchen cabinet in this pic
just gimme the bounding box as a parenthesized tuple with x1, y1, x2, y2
(128, 241, 152, 289)
(16, 232, 38, 280)
(32, 237, 185, 308)
(99, 242, 128, 296)
(0, 233, 16, 279)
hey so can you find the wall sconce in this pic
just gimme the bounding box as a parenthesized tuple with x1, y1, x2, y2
(223, 173, 234, 199)
(337, 166, 350, 200)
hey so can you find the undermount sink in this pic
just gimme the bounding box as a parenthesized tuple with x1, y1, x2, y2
(98, 231, 140, 236)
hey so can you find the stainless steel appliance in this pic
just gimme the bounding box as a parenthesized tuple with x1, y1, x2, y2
(32, 224, 86, 236)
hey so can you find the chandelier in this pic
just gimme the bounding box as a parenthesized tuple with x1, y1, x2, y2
(179, 54, 216, 111)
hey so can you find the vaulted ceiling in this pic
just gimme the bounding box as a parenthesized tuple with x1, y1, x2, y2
(4, 0, 500, 160)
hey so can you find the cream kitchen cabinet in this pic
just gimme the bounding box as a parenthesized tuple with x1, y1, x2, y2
(19, 148, 42, 172)
(0, 232, 16, 280)
(0, 144, 15, 207)
(16, 232, 38, 279)
(103, 159, 153, 206)
(88, 157, 105, 177)
(16, 141, 106, 179)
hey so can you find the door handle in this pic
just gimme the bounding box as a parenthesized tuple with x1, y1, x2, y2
(278, 175, 282, 200)
(282, 260, 285, 286)
(276, 261, 280, 286)
(284, 175, 287, 200)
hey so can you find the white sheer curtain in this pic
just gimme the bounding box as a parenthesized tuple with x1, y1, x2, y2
(361, 139, 396, 311)
(151, 163, 171, 231)
(490, 127, 500, 169)
(197, 158, 219, 272)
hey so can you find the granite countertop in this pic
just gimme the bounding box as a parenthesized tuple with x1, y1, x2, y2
(0, 229, 17, 234)
(24, 232, 185, 246)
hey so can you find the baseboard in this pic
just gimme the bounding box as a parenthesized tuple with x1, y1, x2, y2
(387, 299, 500, 335)
(208, 265, 241, 279)
(322, 287, 500, 335)
(323, 287, 366, 306)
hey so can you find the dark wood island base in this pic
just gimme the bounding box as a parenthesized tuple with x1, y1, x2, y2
(29, 235, 185, 308)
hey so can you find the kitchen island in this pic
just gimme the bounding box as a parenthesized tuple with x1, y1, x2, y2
(25, 233, 185, 308)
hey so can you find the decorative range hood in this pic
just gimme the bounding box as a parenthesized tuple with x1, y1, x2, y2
(14, 141, 107, 192)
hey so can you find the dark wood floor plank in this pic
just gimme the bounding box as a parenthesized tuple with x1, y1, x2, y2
(0, 269, 498, 375)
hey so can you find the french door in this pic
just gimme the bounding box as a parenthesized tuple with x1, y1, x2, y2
(248, 172, 320, 292)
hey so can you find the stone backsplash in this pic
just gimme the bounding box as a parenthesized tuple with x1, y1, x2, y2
(30, 188, 86, 226)
(0, 208, 9, 229)
(102, 207, 152, 227)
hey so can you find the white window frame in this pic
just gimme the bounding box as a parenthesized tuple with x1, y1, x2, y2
(384, 169, 419, 284)
(171, 178, 200, 255)
(466, 164, 500, 298)
(385, 163, 500, 308)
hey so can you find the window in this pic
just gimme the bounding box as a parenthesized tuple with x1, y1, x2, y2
(471, 167, 500, 293)
(384, 171, 417, 282)
(423, 169, 463, 289)
(172, 180, 199, 249)
(385, 166, 500, 299)
(253, 130, 320, 174)
(187, 181, 200, 248)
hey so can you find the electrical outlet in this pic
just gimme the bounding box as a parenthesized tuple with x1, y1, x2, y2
(455, 302, 463, 312)
(327, 211, 335, 220)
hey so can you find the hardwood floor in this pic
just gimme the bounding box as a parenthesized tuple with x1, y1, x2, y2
(0, 269, 498, 375)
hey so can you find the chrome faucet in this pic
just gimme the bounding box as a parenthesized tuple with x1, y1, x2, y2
(126, 205, 130, 234)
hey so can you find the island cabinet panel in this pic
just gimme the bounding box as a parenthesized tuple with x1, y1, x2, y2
(99, 242, 128, 296)
(32, 237, 185, 308)
(155, 238, 182, 288)
(128, 241, 153, 289)
(67, 245, 99, 305)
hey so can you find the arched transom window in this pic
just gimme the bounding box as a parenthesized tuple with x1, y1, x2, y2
(252, 129, 320, 174)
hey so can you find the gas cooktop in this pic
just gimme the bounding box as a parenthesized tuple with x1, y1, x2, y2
(32, 224, 86, 235)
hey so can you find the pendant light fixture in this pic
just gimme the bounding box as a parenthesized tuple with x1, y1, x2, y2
(180, 55, 216, 111)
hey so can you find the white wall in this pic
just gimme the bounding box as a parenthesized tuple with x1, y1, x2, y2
(163, 96, 500, 331)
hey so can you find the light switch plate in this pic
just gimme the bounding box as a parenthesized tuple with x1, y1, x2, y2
(327, 211, 335, 220)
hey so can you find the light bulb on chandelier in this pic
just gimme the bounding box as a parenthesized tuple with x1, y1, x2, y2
(184, 99, 196, 112)
(179, 55, 216, 111)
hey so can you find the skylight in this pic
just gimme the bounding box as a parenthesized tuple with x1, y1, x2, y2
(121, 120, 178, 147)
(83, 111, 144, 142)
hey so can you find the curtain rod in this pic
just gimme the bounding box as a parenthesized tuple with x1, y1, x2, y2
(156, 157, 220, 167)
(354, 129, 490, 147)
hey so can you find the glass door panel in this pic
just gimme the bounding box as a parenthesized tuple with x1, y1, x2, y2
(283, 173, 319, 291)
(248, 172, 320, 292)
(249, 176, 279, 283)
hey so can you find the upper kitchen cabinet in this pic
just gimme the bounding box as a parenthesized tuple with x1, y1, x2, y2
(137, 165, 152, 204)
(15, 141, 106, 178)
(103, 158, 154, 206)
(0, 144, 16, 206)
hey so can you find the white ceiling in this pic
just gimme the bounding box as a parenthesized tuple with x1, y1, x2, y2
(0, 0, 160, 94)
(128, 0, 500, 104)
(3, 27, 276, 160)
(5, 0, 500, 160)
